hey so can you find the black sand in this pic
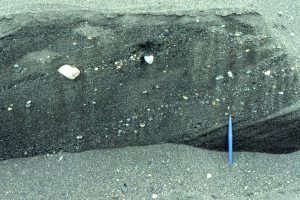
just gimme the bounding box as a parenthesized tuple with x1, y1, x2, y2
(0, 144, 300, 199)
(0, 0, 300, 199)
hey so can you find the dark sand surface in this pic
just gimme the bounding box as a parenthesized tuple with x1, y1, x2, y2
(0, 144, 300, 200)
(0, 0, 299, 56)
(0, 0, 300, 199)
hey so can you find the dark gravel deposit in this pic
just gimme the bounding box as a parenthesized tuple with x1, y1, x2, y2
(0, 0, 299, 199)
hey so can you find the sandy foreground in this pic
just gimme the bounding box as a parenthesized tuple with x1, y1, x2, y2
(0, 143, 299, 200)
(0, 0, 300, 199)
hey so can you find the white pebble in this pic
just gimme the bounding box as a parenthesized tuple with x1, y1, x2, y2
(58, 65, 80, 80)
(152, 193, 158, 199)
(76, 135, 83, 139)
(290, 33, 295, 37)
(263, 70, 271, 76)
(94, 67, 99, 71)
(215, 75, 224, 80)
(144, 55, 154, 64)
(7, 107, 12, 111)
(140, 123, 146, 128)
(227, 71, 233, 78)
(130, 54, 137, 61)
(25, 100, 32, 108)
(207, 173, 212, 179)
(13, 64, 20, 68)
(58, 155, 63, 161)
(278, 91, 284, 95)
(182, 95, 189, 100)
(234, 32, 242, 37)
(118, 130, 122, 135)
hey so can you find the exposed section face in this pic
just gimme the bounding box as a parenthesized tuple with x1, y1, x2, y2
(0, 10, 299, 160)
